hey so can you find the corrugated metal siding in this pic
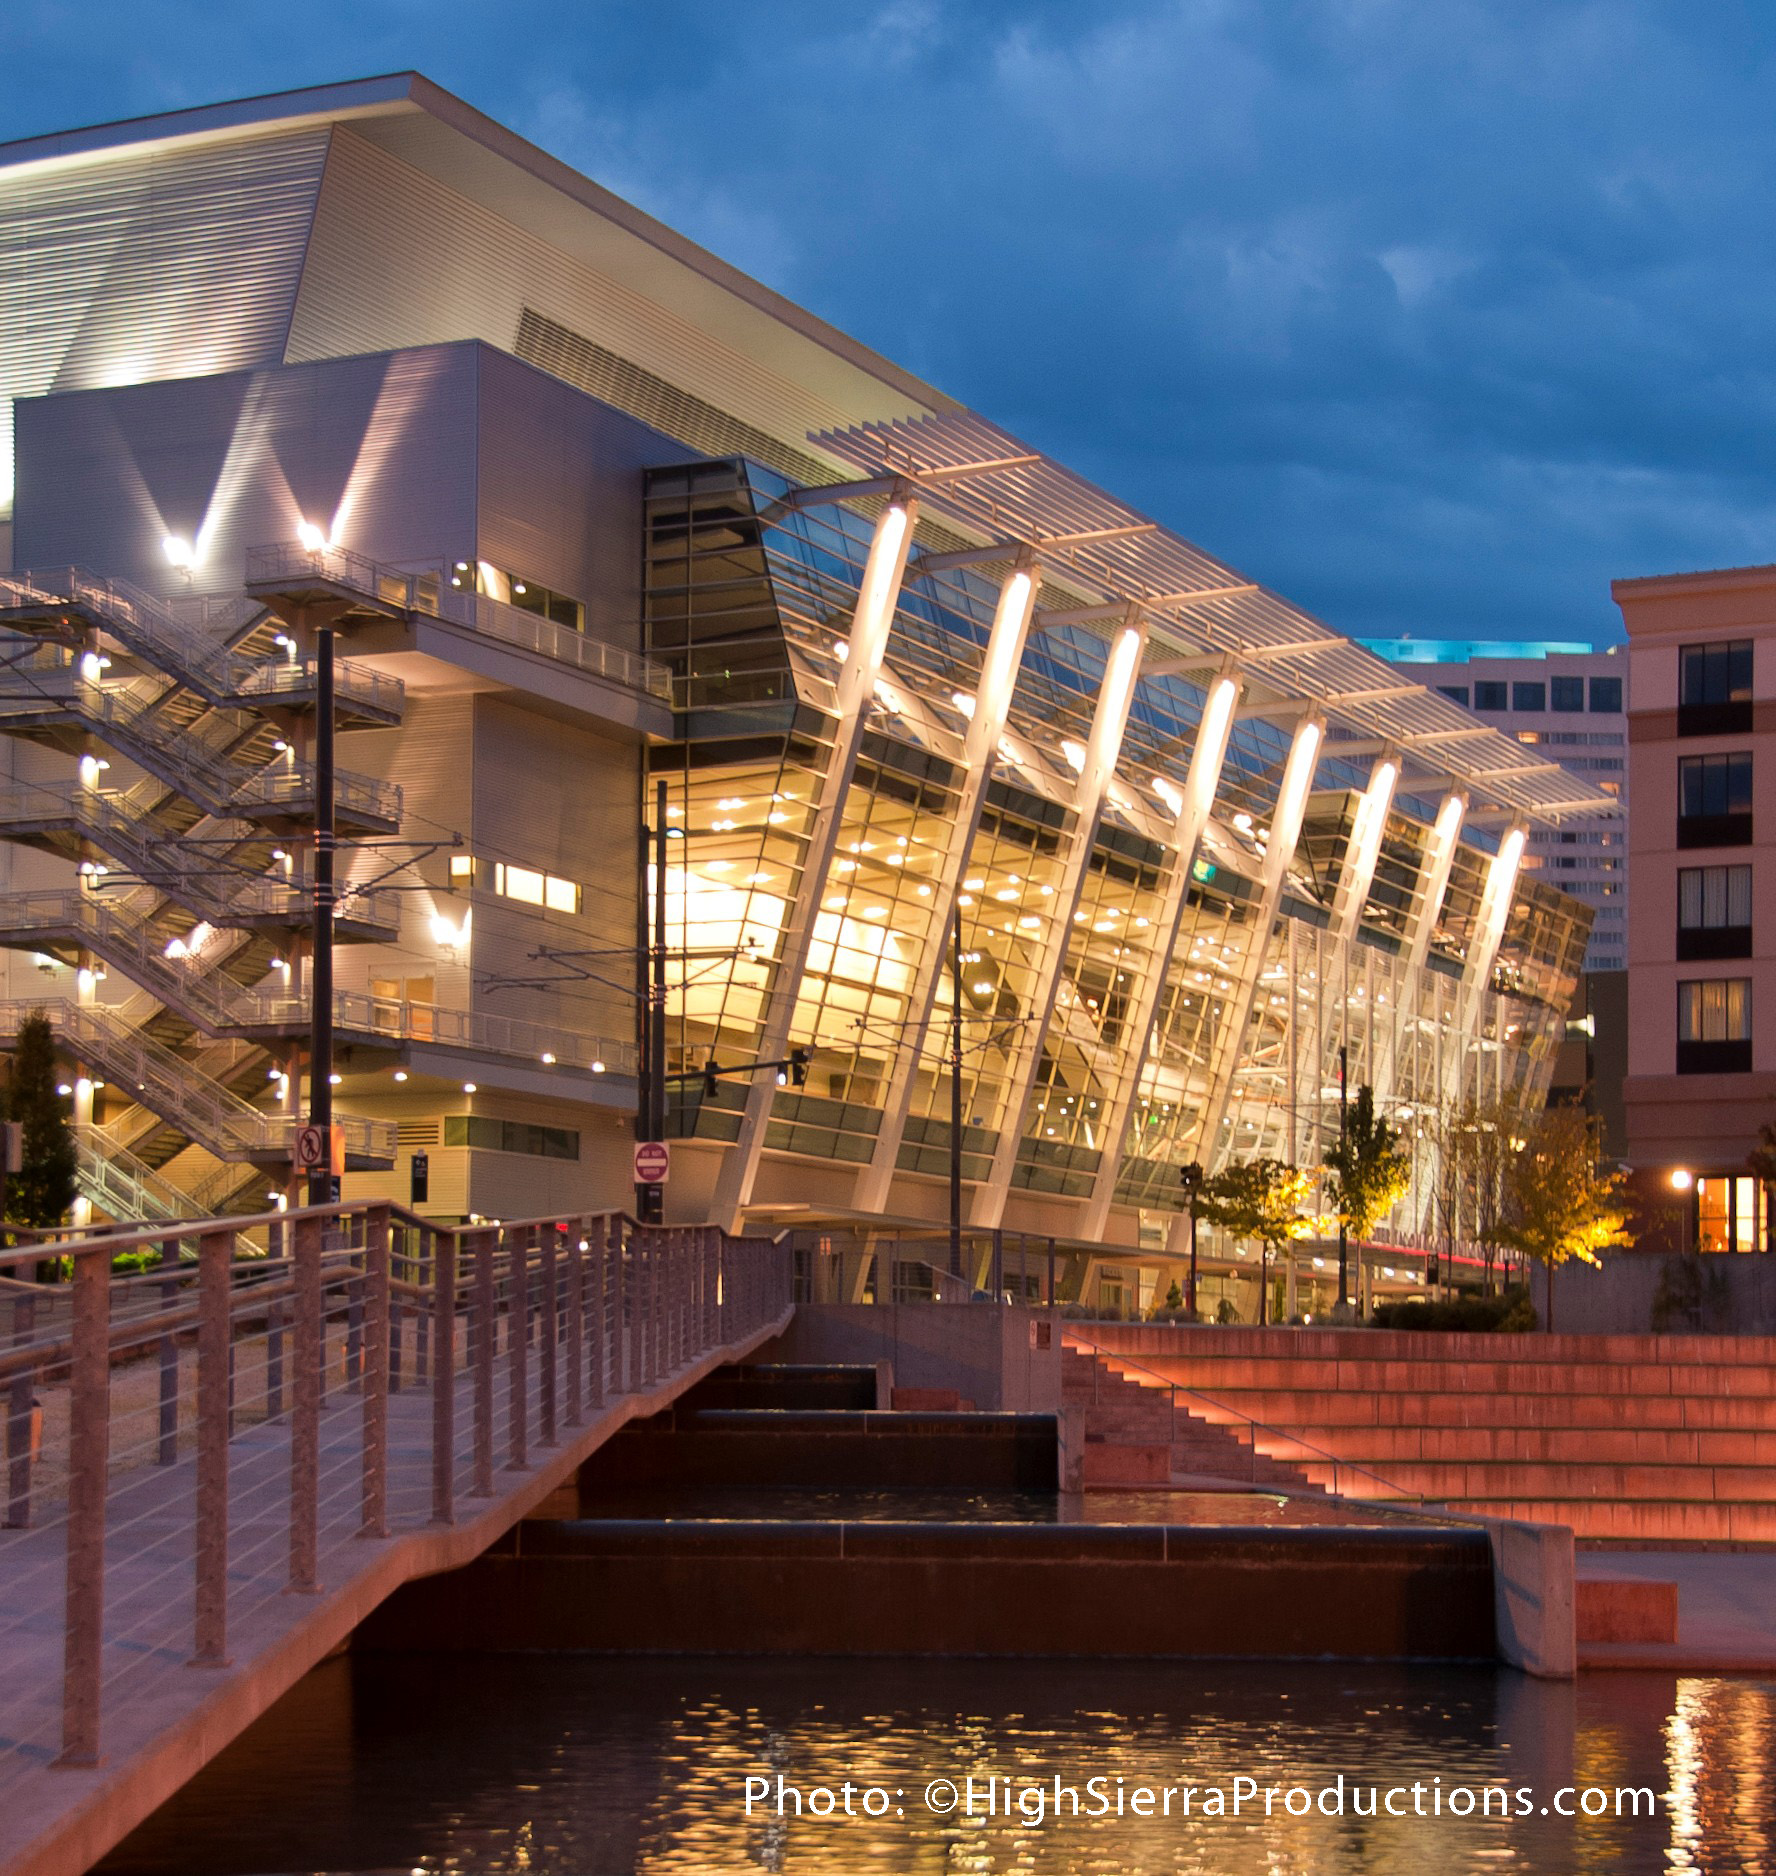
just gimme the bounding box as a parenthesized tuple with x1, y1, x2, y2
(336, 692, 476, 1011)
(474, 346, 685, 647)
(0, 127, 331, 514)
(286, 130, 879, 475)
(469, 695, 637, 1043)
(13, 344, 480, 589)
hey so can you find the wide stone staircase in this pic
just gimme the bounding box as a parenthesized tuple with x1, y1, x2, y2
(1074, 1325, 1776, 1543)
(1062, 1342, 1322, 1492)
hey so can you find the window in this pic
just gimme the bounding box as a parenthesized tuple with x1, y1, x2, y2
(1677, 977, 1752, 1073)
(1678, 753, 1753, 847)
(1589, 675, 1623, 714)
(1550, 675, 1585, 713)
(1474, 681, 1507, 711)
(1437, 684, 1470, 707)
(452, 560, 584, 631)
(1696, 1175, 1766, 1253)
(483, 860, 584, 914)
(1679, 641, 1752, 735)
(442, 1115, 580, 1159)
(1513, 681, 1546, 712)
(1678, 864, 1753, 958)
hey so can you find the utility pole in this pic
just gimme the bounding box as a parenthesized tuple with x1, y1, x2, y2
(307, 619, 335, 1208)
(1336, 1041, 1349, 1311)
(1179, 1161, 1203, 1320)
(635, 779, 669, 1225)
(949, 907, 963, 1278)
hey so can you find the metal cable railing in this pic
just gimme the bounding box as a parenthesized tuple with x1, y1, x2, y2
(0, 1201, 792, 1784)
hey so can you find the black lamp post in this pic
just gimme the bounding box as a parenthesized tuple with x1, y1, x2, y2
(1179, 1160, 1204, 1319)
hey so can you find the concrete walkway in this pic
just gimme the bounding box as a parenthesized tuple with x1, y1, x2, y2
(0, 1307, 790, 1876)
(1577, 1549, 1776, 1672)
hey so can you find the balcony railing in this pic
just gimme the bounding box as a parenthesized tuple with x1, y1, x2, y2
(244, 541, 672, 701)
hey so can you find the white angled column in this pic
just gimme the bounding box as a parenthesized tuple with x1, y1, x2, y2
(1374, 789, 1465, 1108)
(1406, 792, 1467, 978)
(1328, 753, 1400, 945)
(709, 491, 919, 1233)
(1188, 710, 1325, 1176)
(852, 555, 1041, 1215)
(972, 615, 1151, 1230)
(1445, 818, 1527, 1105)
(1078, 667, 1240, 1242)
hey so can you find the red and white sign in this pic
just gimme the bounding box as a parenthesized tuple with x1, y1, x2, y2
(633, 1140, 671, 1185)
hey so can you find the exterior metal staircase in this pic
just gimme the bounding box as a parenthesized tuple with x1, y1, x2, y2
(0, 998, 395, 1167)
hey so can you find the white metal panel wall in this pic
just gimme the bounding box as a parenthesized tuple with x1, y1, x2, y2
(12, 344, 481, 590)
(469, 694, 637, 1045)
(286, 129, 892, 473)
(474, 345, 685, 649)
(0, 127, 331, 515)
(334, 692, 476, 1016)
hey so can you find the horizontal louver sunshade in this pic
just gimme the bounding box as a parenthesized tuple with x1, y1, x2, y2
(0, 127, 331, 513)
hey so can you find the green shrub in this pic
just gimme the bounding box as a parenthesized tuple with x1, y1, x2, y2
(1371, 1285, 1537, 1333)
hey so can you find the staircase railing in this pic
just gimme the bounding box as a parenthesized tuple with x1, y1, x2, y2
(0, 570, 404, 719)
(1063, 1327, 1420, 1503)
(0, 782, 400, 934)
(0, 999, 396, 1165)
(0, 650, 401, 826)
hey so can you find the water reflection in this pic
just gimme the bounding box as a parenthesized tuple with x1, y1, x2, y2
(94, 1656, 1774, 1876)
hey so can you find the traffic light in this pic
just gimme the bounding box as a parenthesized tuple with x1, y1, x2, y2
(789, 1047, 809, 1087)
(702, 1058, 722, 1098)
(1178, 1160, 1204, 1203)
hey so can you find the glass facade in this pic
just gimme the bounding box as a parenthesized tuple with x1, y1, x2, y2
(642, 457, 1593, 1248)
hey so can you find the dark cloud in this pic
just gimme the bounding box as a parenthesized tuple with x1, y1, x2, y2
(7, 0, 1775, 642)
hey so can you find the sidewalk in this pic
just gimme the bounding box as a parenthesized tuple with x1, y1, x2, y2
(1577, 1549, 1776, 1671)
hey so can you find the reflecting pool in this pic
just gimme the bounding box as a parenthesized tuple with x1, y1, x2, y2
(96, 1654, 1773, 1874)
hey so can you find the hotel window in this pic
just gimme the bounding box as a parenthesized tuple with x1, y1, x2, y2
(1474, 681, 1507, 711)
(1677, 864, 1752, 960)
(1513, 681, 1546, 712)
(1679, 640, 1753, 736)
(1677, 752, 1753, 848)
(1550, 675, 1584, 713)
(1676, 977, 1752, 1074)
(1437, 684, 1470, 707)
(1589, 675, 1623, 713)
(1696, 1175, 1766, 1254)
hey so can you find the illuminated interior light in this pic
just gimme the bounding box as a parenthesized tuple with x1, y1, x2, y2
(916, 884, 931, 896)
(964, 878, 983, 891)
(328, 1073, 342, 1086)
(951, 692, 976, 719)
(958, 895, 973, 907)
(768, 812, 788, 825)
(393, 1071, 408, 1083)
(463, 1083, 477, 1094)
(592, 1060, 606, 1074)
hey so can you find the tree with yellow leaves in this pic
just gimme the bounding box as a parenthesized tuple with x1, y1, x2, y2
(1198, 1157, 1318, 1327)
(1497, 1105, 1630, 1332)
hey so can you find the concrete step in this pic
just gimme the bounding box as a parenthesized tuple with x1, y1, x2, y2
(1160, 1388, 1776, 1431)
(1106, 1356, 1776, 1398)
(1275, 1424, 1776, 1466)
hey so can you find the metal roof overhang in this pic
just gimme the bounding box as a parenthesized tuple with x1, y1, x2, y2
(811, 411, 1615, 829)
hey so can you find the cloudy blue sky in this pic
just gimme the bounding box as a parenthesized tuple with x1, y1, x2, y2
(8, 0, 1774, 645)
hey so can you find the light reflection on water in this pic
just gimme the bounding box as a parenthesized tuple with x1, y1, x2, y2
(94, 1655, 1775, 1876)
